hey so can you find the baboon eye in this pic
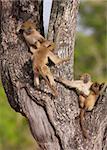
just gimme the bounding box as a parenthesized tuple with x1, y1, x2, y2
(26, 27, 32, 35)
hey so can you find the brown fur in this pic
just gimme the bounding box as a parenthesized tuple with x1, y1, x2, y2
(80, 82, 102, 138)
(31, 42, 69, 96)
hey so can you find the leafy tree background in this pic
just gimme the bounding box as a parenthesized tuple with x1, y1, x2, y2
(75, 0, 107, 81)
(0, 1, 106, 150)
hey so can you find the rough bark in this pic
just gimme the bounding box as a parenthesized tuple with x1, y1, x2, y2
(0, 0, 107, 150)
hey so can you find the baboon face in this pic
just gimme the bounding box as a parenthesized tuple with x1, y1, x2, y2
(80, 73, 91, 83)
(90, 82, 101, 94)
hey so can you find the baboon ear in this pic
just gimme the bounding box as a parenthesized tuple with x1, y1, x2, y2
(99, 82, 105, 90)
(16, 20, 23, 33)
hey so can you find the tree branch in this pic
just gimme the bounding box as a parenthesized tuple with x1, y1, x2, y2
(1, 0, 107, 150)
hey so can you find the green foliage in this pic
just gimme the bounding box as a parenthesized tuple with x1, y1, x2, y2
(75, 1, 107, 82)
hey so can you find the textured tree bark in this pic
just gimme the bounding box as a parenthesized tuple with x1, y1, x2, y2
(0, 0, 107, 150)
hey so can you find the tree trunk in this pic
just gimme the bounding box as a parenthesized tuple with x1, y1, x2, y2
(0, 0, 107, 150)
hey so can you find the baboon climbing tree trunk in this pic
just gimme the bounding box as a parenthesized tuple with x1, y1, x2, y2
(0, 0, 107, 150)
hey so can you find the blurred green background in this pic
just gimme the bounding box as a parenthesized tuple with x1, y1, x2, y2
(75, 0, 107, 82)
(0, 1, 106, 150)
